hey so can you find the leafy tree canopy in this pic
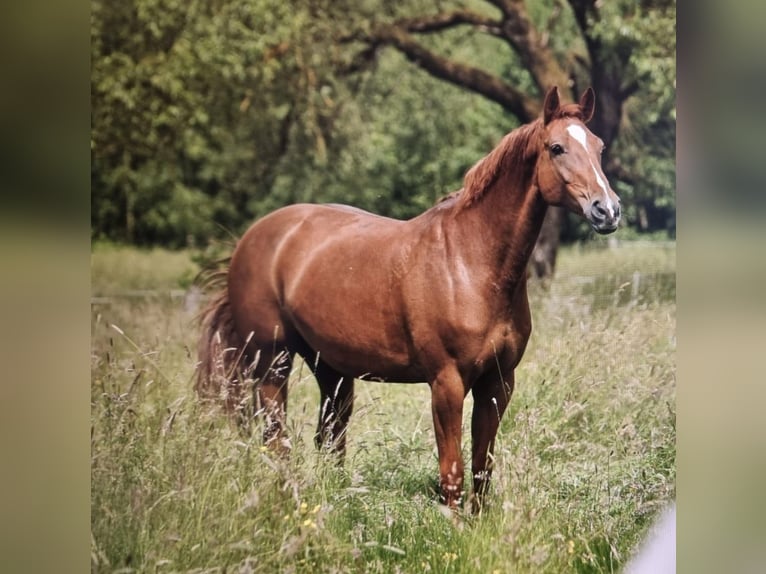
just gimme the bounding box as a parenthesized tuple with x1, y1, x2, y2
(91, 0, 675, 247)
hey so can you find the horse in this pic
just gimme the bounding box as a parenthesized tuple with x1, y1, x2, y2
(195, 86, 621, 510)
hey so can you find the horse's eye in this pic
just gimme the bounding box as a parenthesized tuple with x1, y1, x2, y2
(550, 144, 565, 156)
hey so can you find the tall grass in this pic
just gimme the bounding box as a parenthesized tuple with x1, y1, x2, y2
(91, 241, 675, 573)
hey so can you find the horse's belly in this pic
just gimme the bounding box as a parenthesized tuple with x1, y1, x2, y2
(285, 297, 422, 381)
(314, 344, 425, 383)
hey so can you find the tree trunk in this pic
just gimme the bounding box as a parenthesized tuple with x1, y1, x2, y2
(529, 206, 563, 282)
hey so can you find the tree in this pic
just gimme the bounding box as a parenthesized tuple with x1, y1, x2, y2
(91, 0, 674, 253)
(91, 0, 350, 246)
(342, 0, 676, 276)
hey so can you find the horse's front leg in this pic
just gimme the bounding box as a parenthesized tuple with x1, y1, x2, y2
(430, 367, 467, 508)
(470, 370, 514, 513)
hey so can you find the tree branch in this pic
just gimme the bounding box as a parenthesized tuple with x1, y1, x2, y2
(483, 0, 516, 18)
(342, 1, 576, 120)
(496, 1, 570, 94)
(620, 79, 641, 100)
(566, 0, 599, 70)
(340, 43, 380, 75)
(356, 24, 538, 120)
(567, 0, 597, 38)
(393, 9, 502, 36)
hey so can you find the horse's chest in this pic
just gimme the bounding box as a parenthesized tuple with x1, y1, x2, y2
(468, 320, 529, 368)
(449, 290, 531, 372)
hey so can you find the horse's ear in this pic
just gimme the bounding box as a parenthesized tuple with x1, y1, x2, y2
(543, 86, 560, 125)
(579, 87, 596, 123)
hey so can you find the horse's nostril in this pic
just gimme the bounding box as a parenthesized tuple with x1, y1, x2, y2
(614, 203, 621, 217)
(592, 200, 607, 219)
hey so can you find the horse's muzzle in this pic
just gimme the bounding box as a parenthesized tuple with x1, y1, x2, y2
(587, 198, 620, 234)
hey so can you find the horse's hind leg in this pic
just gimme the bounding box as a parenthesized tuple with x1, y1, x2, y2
(257, 349, 294, 454)
(312, 359, 354, 461)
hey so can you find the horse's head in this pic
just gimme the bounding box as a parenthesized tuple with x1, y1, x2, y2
(536, 86, 621, 234)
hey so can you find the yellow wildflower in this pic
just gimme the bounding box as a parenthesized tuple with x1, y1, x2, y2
(443, 552, 458, 562)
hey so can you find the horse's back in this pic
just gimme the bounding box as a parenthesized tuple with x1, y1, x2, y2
(227, 203, 418, 376)
(243, 203, 398, 238)
(229, 204, 361, 305)
(235, 203, 404, 269)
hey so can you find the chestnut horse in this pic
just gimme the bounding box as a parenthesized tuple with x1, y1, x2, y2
(196, 87, 620, 510)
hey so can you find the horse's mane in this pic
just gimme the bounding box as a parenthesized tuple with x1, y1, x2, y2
(457, 103, 585, 210)
(436, 189, 463, 205)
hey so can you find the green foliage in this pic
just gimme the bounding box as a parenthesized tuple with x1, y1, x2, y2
(91, 0, 675, 247)
(91, 241, 200, 293)
(595, 1, 677, 233)
(91, 242, 675, 572)
(91, 0, 341, 246)
(269, 49, 510, 219)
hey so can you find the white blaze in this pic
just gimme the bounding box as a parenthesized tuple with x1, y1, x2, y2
(566, 124, 614, 215)
(593, 166, 608, 193)
(567, 124, 588, 149)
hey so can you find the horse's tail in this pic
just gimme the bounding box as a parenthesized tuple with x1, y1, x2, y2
(194, 257, 253, 416)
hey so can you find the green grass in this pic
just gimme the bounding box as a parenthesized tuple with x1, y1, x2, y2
(91, 242, 200, 294)
(91, 241, 675, 573)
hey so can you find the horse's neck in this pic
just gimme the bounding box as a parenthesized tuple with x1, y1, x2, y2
(450, 170, 547, 289)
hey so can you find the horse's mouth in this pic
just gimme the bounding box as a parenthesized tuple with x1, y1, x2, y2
(591, 222, 619, 235)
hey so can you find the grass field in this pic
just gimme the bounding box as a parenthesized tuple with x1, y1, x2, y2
(91, 240, 675, 573)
